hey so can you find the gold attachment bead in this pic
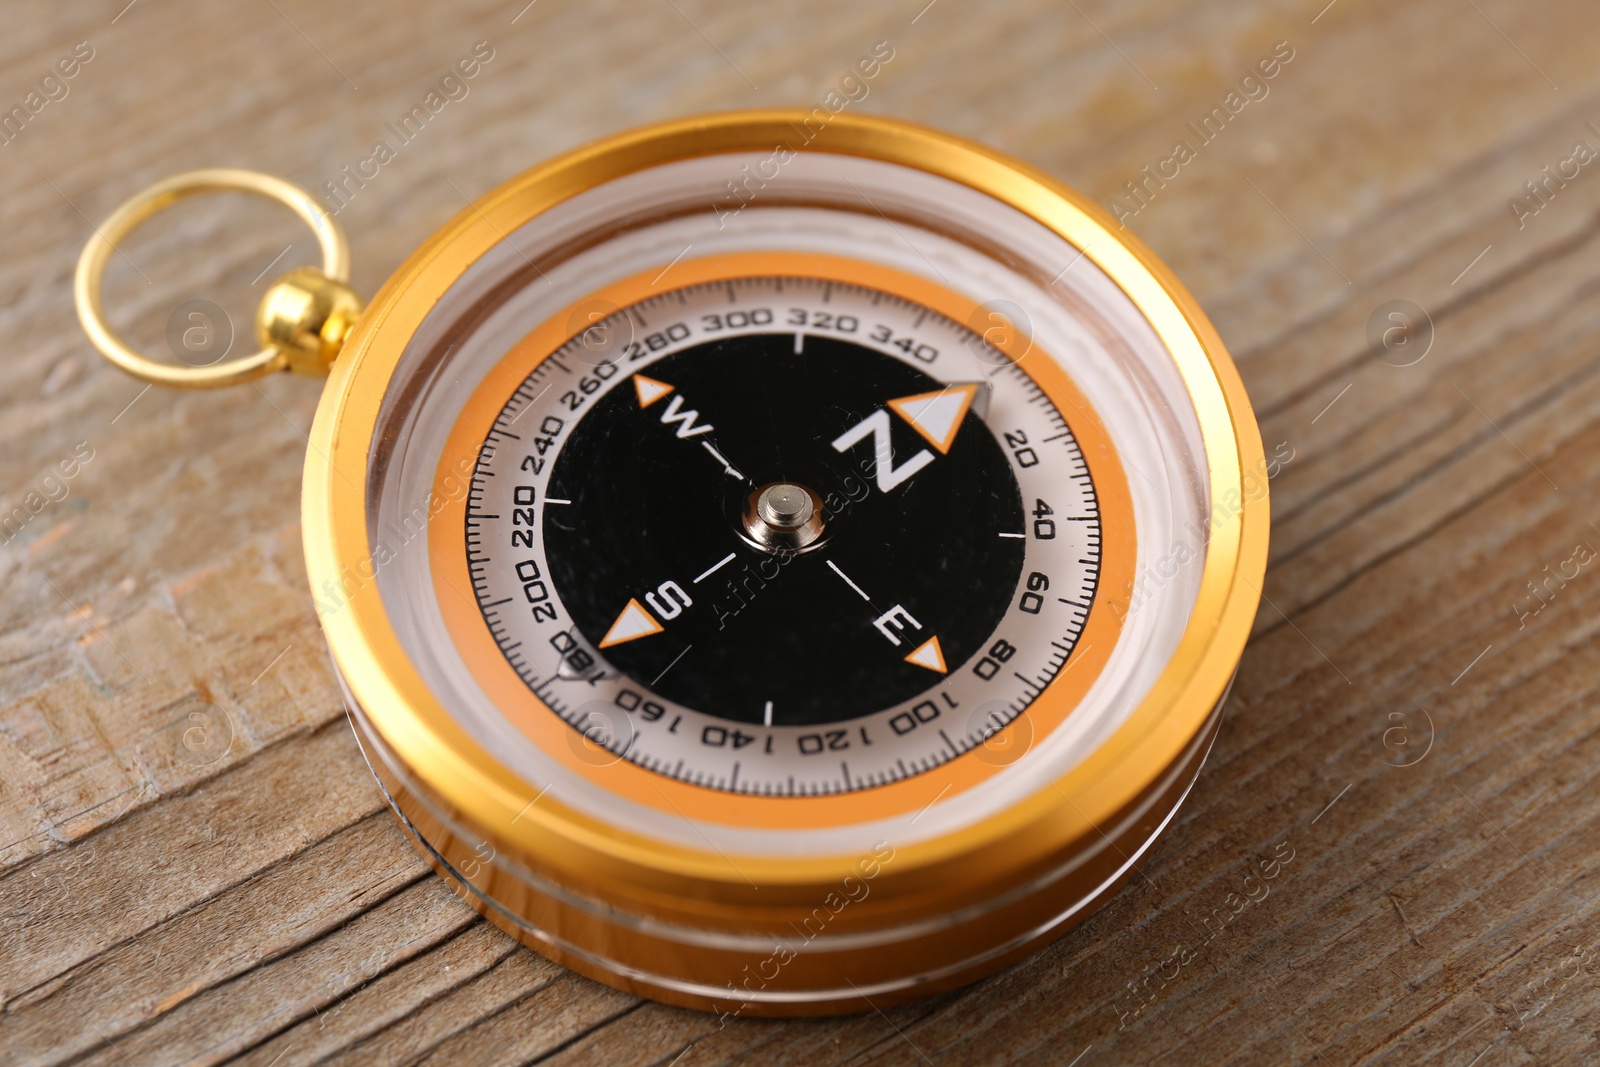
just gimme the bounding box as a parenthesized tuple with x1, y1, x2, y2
(257, 266, 365, 378)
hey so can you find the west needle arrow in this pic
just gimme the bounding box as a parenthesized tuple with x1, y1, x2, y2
(633, 373, 749, 481)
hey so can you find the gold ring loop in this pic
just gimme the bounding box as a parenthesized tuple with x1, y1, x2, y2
(74, 169, 352, 389)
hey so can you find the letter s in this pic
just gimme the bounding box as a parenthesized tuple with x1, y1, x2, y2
(645, 580, 693, 620)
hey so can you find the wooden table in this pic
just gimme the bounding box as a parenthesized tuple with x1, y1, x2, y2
(4, 1, 1598, 1062)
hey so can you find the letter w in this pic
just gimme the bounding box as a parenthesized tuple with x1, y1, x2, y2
(832, 410, 933, 492)
(659, 395, 713, 438)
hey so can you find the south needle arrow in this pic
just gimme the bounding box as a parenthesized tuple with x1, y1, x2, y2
(600, 598, 663, 648)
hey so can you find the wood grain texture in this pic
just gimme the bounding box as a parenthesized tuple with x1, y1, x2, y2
(2, 0, 1598, 1063)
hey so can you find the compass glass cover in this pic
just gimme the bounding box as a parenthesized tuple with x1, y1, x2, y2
(346, 146, 1214, 864)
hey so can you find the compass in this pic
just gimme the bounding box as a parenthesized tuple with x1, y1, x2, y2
(74, 111, 1268, 1016)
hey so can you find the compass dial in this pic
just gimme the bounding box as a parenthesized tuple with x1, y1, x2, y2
(451, 263, 1115, 797)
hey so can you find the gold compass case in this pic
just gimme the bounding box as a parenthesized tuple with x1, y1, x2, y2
(284, 111, 1269, 1017)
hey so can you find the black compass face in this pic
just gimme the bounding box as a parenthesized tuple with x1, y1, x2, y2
(542, 334, 1026, 726)
(464, 273, 1106, 794)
